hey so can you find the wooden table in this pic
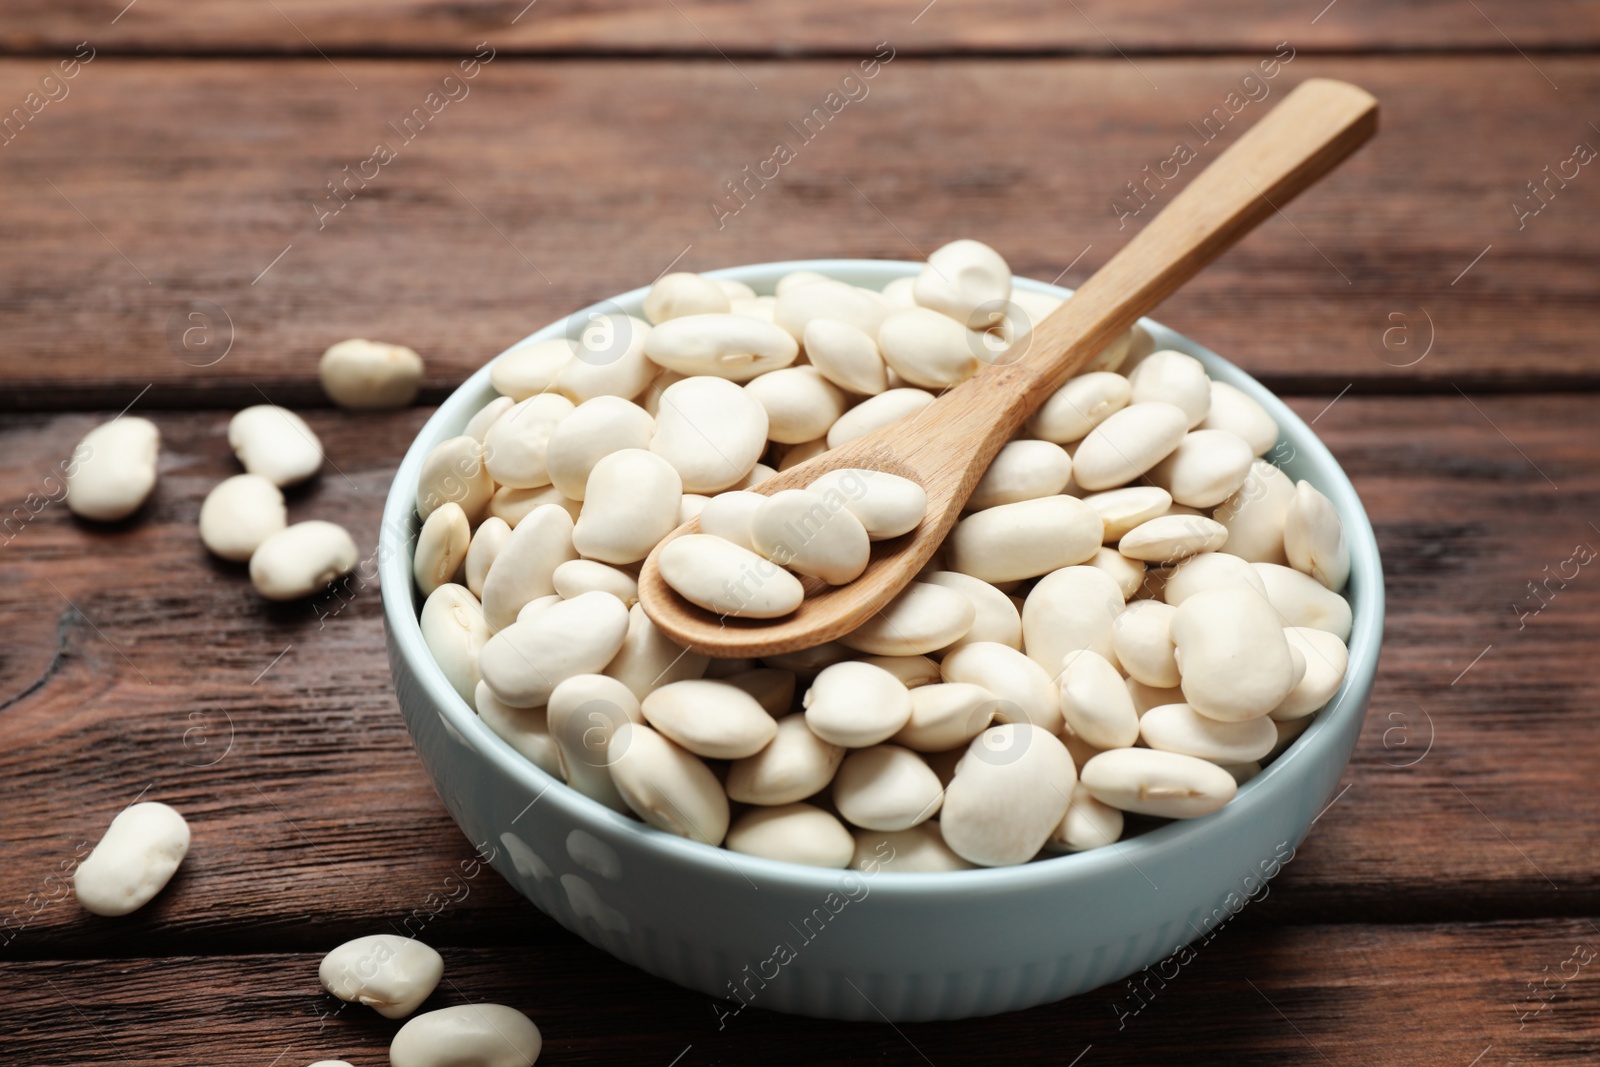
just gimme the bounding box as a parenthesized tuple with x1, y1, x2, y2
(4, 3, 1598, 1063)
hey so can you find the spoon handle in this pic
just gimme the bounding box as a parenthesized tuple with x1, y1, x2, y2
(997, 77, 1378, 402)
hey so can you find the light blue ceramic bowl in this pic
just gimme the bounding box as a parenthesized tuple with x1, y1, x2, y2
(380, 259, 1384, 1022)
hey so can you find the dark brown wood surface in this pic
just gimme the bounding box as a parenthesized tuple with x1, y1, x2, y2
(0, 54, 1598, 410)
(4, 0, 1600, 55)
(3, 5, 1598, 1065)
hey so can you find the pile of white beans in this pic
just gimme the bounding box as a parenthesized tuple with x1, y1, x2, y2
(63, 339, 424, 604)
(415, 240, 1354, 871)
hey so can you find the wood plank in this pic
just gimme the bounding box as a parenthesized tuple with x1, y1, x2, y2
(5, 923, 1599, 1065)
(3, 0, 1599, 56)
(1, 394, 1597, 958)
(0, 56, 1596, 409)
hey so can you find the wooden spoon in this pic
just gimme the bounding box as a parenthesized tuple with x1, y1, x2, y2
(638, 77, 1378, 658)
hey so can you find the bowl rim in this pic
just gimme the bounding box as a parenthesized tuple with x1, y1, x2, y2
(380, 257, 1385, 894)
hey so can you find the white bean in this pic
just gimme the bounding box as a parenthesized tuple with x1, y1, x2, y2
(947, 496, 1101, 583)
(545, 673, 644, 812)
(1128, 350, 1212, 428)
(198, 473, 286, 562)
(940, 724, 1074, 867)
(553, 559, 638, 606)
(416, 435, 493, 523)
(658, 533, 804, 618)
(492, 337, 574, 400)
(1161, 550, 1268, 605)
(318, 339, 423, 410)
(480, 505, 577, 631)
(420, 584, 491, 706)
(463, 517, 511, 598)
(714, 277, 758, 301)
(968, 440, 1073, 510)
(609, 723, 729, 845)
(891, 682, 1000, 751)
(922, 570, 1022, 651)
(726, 714, 844, 805)
(750, 488, 870, 585)
(1140, 702, 1277, 763)
(1110, 599, 1180, 688)
(229, 405, 322, 487)
(1118, 514, 1228, 563)
(851, 823, 973, 872)
(1253, 562, 1353, 641)
(604, 602, 709, 699)
(1272, 626, 1349, 720)
(389, 1004, 542, 1067)
(517, 594, 562, 624)
(319, 934, 442, 1019)
(1071, 401, 1189, 490)
(1170, 585, 1297, 721)
(649, 376, 768, 492)
(774, 279, 889, 341)
(642, 679, 778, 759)
(479, 591, 630, 707)
(643, 271, 731, 323)
(413, 502, 469, 597)
(1284, 480, 1350, 591)
(807, 468, 927, 540)
(696, 490, 765, 551)
(725, 803, 855, 868)
(912, 239, 1011, 323)
(475, 681, 564, 779)
(1201, 380, 1278, 455)
(544, 396, 655, 500)
(744, 366, 847, 443)
(249, 521, 358, 601)
(1146, 429, 1254, 508)
(833, 745, 944, 831)
(1080, 747, 1237, 818)
(859, 654, 943, 690)
(941, 641, 1063, 734)
(802, 318, 888, 395)
(876, 306, 982, 388)
(1128, 676, 1183, 716)
(554, 313, 657, 404)
(1027, 372, 1131, 444)
(825, 387, 935, 448)
(1048, 783, 1125, 852)
(802, 660, 914, 746)
(1057, 649, 1140, 749)
(836, 581, 975, 656)
(73, 802, 190, 917)
(572, 448, 683, 565)
(1214, 458, 1293, 564)
(463, 395, 515, 442)
(66, 416, 160, 521)
(489, 484, 579, 528)
(879, 276, 919, 309)
(644, 313, 799, 381)
(1087, 545, 1146, 599)
(775, 270, 832, 295)
(1021, 564, 1125, 674)
(483, 394, 574, 489)
(1082, 486, 1173, 542)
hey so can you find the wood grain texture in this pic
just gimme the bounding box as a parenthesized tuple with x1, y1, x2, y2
(5, 923, 1600, 1066)
(3, 0, 1600, 56)
(2, 394, 1598, 964)
(0, 56, 1597, 409)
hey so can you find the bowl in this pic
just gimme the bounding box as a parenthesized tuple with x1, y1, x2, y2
(379, 259, 1384, 1022)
